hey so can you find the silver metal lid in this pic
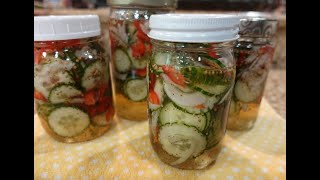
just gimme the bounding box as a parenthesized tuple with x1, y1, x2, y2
(238, 12, 278, 38)
(107, 0, 177, 8)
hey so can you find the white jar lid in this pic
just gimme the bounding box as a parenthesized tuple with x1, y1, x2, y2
(34, 15, 101, 41)
(148, 14, 240, 43)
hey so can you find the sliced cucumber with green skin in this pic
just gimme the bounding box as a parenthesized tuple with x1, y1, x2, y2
(114, 49, 131, 73)
(191, 83, 227, 97)
(37, 103, 56, 120)
(48, 107, 90, 137)
(234, 80, 263, 103)
(114, 70, 128, 81)
(158, 124, 207, 165)
(127, 23, 137, 43)
(172, 102, 207, 115)
(154, 52, 172, 66)
(49, 84, 83, 104)
(200, 55, 225, 68)
(154, 79, 164, 104)
(161, 74, 194, 93)
(124, 78, 148, 101)
(128, 48, 148, 69)
(34, 61, 75, 99)
(163, 81, 206, 107)
(181, 66, 231, 86)
(204, 111, 212, 133)
(35, 71, 75, 99)
(81, 60, 107, 91)
(159, 103, 207, 132)
(163, 80, 219, 109)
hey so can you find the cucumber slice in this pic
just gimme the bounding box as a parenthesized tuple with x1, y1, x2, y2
(37, 103, 56, 119)
(191, 83, 227, 97)
(48, 107, 90, 137)
(161, 74, 194, 93)
(204, 111, 212, 133)
(154, 52, 171, 66)
(124, 78, 148, 101)
(127, 23, 137, 43)
(114, 49, 131, 73)
(128, 48, 148, 69)
(163, 80, 219, 109)
(163, 81, 206, 107)
(172, 102, 206, 115)
(181, 66, 231, 86)
(200, 55, 225, 68)
(49, 84, 83, 104)
(81, 60, 107, 91)
(158, 124, 207, 165)
(114, 71, 128, 81)
(234, 80, 263, 103)
(34, 61, 75, 99)
(159, 103, 207, 132)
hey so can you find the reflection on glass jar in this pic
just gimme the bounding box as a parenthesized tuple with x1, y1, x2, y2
(148, 14, 239, 169)
(228, 16, 278, 130)
(108, 0, 176, 121)
(34, 15, 114, 143)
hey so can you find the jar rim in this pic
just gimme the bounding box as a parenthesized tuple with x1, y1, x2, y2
(107, 0, 177, 8)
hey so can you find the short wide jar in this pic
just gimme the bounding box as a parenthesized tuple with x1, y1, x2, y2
(34, 15, 114, 143)
(147, 14, 240, 169)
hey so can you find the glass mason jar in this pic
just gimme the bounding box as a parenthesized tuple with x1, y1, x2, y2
(227, 16, 278, 131)
(34, 15, 114, 143)
(147, 14, 239, 169)
(108, 0, 176, 120)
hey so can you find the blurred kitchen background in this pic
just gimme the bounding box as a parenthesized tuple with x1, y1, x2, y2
(34, 0, 286, 118)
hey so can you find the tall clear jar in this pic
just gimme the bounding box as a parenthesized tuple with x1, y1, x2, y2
(108, 0, 176, 121)
(147, 14, 239, 169)
(34, 15, 114, 143)
(227, 16, 278, 130)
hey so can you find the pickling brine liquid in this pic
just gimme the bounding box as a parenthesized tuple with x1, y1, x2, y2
(227, 102, 260, 130)
(38, 115, 111, 143)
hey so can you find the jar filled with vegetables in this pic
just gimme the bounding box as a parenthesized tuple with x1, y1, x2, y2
(148, 14, 239, 169)
(34, 15, 114, 143)
(227, 15, 278, 130)
(108, 0, 176, 120)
